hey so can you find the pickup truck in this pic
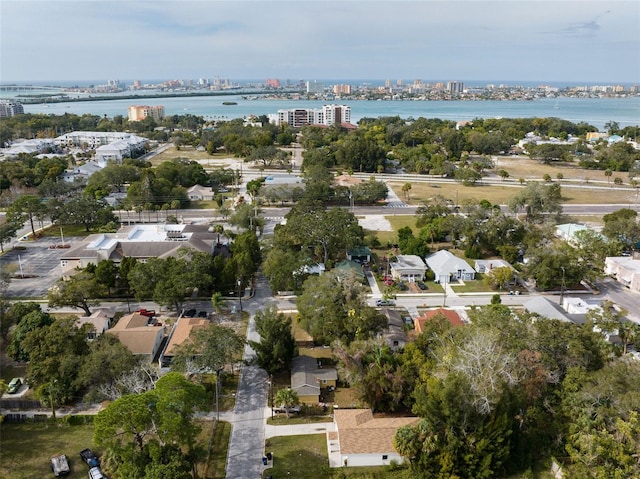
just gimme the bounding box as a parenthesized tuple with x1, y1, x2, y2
(50, 454, 70, 477)
(136, 308, 156, 317)
(79, 448, 100, 468)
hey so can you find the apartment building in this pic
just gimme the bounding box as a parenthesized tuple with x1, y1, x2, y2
(0, 100, 25, 117)
(128, 105, 165, 122)
(274, 104, 351, 127)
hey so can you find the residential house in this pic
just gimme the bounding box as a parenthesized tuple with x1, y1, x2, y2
(332, 409, 418, 467)
(414, 308, 464, 333)
(290, 355, 337, 404)
(380, 308, 407, 350)
(334, 260, 365, 283)
(605, 255, 640, 293)
(61, 160, 104, 183)
(425, 250, 476, 283)
(474, 258, 514, 274)
(106, 312, 165, 362)
(389, 255, 426, 283)
(160, 316, 210, 367)
(187, 184, 215, 201)
(75, 309, 114, 340)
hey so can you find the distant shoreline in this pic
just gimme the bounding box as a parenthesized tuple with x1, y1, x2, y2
(12, 90, 276, 105)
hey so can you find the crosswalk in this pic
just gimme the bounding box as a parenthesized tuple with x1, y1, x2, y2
(383, 201, 411, 208)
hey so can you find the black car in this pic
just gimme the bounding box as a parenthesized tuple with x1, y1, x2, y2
(417, 281, 427, 290)
(80, 448, 100, 468)
(197, 311, 208, 318)
(184, 309, 197, 318)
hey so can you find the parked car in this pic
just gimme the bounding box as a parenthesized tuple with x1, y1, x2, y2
(197, 311, 208, 318)
(50, 454, 70, 477)
(272, 404, 301, 414)
(79, 449, 100, 468)
(88, 466, 106, 479)
(417, 281, 427, 290)
(7, 377, 22, 394)
(184, 309, 197, 318)
(136, 309, 155, 317)
(376, 299, 395, 307)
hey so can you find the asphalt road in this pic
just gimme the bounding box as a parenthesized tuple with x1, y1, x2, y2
(225, 274, 275, 479)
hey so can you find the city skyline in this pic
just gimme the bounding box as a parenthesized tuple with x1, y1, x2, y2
(1, 1, 639, 84)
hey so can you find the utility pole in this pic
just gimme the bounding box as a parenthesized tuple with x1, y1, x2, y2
(559, 266, 566, 305)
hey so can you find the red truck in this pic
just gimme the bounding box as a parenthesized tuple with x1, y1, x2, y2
(136, 309, 156, 317)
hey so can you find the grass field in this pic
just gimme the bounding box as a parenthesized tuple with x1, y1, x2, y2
(0, 418, 230, 479)
(263, 434, 409, 478)
(150, 145, 237, 168)
(0, 421, 97, 479)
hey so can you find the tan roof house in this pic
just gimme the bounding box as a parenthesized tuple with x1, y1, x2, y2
(333, 409, 418, 467)
(160, 316, 210, 367)
(291, 355, 337, 404)
(106, 312, 165, 362)
(75, 309, 114, 340)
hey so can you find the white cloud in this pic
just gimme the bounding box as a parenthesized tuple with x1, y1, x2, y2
(1, 0, 638, 82)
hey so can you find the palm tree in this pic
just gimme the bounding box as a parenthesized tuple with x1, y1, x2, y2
(211, 291, 224, 321)
(274, 387, 300, 419)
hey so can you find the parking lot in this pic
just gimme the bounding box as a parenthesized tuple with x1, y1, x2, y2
(0, 238, 73, 298)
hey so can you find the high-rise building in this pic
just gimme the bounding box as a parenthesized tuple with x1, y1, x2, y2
(306, 81, 324, 94)
(275, 104, 350, 127)
(127, 105, 165, 122)
(0, 100, 25, 117)
(333, 84, 351, 95)
(447, 81, 464, 93)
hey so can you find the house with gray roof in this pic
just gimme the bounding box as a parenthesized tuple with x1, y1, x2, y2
(425, 250, 476, 282)
(60, 224, 223, 274)
(291, 355, 337, 404)
(389, 255, 426, 282)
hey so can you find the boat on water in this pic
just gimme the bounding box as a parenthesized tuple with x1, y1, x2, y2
(222, 101, 238, 105)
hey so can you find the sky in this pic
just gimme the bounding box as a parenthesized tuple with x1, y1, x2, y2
(1, 0, 639, 84)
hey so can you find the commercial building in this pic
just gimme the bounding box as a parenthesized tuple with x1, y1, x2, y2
(127, 105, 165, 122)
(0, 100, 24, 117)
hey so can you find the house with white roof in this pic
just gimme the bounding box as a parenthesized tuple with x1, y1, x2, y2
(425, 250, 476, 282)
(474, 258, 514, 274)
(389, 255, 426, 282)
(187, 184, 215, 201)
(60, 224, 223, 274)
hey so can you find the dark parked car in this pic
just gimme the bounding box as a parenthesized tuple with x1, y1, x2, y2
(417, 281, 427, 290)
(79, 448, 100, 468)
(184, 309, 197, 318)
(197, 311, 208, 318)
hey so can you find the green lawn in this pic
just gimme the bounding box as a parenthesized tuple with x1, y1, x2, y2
(0, 418, 230, 479)
(263, 434, 410, 478)
(0, 421, 97, 479)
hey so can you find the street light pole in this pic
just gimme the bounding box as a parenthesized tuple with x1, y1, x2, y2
(237, 280, 243, 312)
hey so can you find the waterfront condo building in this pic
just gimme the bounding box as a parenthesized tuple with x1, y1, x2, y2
(274, 104, 351, 127)
(128, 105, 165, 122)
(0, 100, 25, 117)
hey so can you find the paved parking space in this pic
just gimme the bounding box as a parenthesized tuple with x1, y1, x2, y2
(1, 238, 73, 298)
